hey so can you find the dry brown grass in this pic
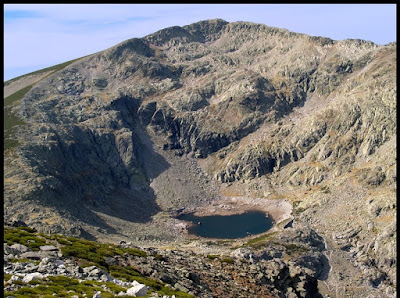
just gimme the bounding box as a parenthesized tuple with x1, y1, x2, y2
(374, 212, 395, 224)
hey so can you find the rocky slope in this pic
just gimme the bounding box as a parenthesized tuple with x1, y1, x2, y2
(5, 222, 327, 297)
(4, 19, 396, 297)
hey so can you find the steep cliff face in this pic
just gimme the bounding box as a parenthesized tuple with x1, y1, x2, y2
(4, 19, 396, 297)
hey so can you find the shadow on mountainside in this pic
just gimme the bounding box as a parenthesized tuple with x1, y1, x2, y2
(20, 118, 170, 234)
(317, 254, 331, 281)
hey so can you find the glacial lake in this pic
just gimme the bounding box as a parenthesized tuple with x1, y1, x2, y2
(177, 210, 273, 239)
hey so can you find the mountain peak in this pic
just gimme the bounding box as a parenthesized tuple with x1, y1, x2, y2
(4, 18, 396, 298)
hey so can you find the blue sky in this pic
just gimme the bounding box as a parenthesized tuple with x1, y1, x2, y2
(4, 4, 396, 81)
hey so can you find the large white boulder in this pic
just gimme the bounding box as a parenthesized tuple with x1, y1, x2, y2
(22, 272, 44, 283)
(126, 283, 148, 297)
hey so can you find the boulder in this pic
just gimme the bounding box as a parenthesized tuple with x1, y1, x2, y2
(187, 272, 200, 285)
(126, 284, 148, 297)
(11, 275, 22, 282)
(19, 251, 41, 260)
(83, 265, 97, 274)
(100, 273, 113, 282)
(39, 245, 58, 251)
(10, 243, 30, 254)
(22, 272, 44, 283)
(4, 244, 20, 256)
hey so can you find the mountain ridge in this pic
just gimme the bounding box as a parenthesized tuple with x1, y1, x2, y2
(4, 19, 396, 297)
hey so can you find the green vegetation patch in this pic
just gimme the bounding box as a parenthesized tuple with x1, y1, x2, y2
(4, 85, 33, 107)
(108, 264, 142, 281)
(61, 236, 147, 271)
(281, 243, 308, 255)
(4, 226, 48, 251)
(244, 231, 279, 249)
(220, 257, 234, 264)
(4, 275, 128, 298)
(206, 254, 234, 264)
(206, 254, 219, 260)
(4, 84, 34, 151)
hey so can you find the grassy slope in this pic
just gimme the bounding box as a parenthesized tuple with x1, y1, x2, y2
(3, 57, 86, 151)
(4, 57, 84, 87)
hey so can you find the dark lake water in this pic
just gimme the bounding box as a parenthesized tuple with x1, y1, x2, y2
(177, 210, 273, 239)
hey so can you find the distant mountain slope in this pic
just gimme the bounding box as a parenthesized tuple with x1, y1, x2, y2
(4, 19, 396, 297)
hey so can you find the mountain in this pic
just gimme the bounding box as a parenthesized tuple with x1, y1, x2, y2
(4, 19, 396, 297)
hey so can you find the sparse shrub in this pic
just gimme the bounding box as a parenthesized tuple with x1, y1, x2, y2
(244, 231, 278, 249)
(207, 254, 219, 260)
(153, 253, 165, 261)
(282, 243, 308, 255)
(119, 247, 147, 258)
(320, 185, 331, 194)
(47, 275, 80, 287)
(294, 207, 306, 215)
(106, 281, 127, 293)
(13, 287, 39, 295)
(54, 235, 70, 245)
(108, 265, 142, 281)
(221, 257, 234, 264)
